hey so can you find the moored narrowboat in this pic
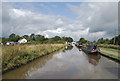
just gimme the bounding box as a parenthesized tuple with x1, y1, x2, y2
(88, 44, 100, 54)
(82, 44, 100, 54)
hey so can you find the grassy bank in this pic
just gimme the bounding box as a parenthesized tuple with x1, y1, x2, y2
(2, 44, 66, 73)
(99, 47, 120, 52)
(98, 44, 119, 50)
(101, 51, 120, 61)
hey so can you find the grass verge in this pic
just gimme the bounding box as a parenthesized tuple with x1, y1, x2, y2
(101, 51, 120, 60)
(99, 47, 120, 52)
(2, 44, 66, 73)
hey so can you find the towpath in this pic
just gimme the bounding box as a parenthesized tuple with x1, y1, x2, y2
(101, 49, 119, 57)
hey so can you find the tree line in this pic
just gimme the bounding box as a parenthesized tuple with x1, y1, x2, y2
(1, 33, 120, 45)
(1, 33, 73, 44)
(78, 35, 120, 45)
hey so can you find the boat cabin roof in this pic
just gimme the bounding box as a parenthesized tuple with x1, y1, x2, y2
(88, 44, 98, 50)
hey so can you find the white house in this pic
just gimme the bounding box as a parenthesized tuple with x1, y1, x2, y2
(0, 41, 3, 45)
(6, 42, 14, 45)
(6, 42, 10, 45)
(18, 38, 27, 43)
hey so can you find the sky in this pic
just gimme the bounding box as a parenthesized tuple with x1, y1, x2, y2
(2, 2, 118, 41)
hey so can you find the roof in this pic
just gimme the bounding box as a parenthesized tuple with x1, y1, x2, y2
(88, 44, 98, 50)
(18, 38, 27, 41)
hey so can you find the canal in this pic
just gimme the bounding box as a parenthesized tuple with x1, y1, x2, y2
(2, 45, 119, 79)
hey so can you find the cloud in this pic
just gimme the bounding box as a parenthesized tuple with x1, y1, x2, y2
(67, 2, 118, 38)
(2, 2, 118, 41)
(2, 3, 70, 38)
(56, 18, 64, 26)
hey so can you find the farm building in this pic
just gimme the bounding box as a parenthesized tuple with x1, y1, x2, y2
(18, 38, 27, 43)
(6, 42, 14, 45)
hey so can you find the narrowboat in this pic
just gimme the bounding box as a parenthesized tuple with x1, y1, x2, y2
(87, 44, 100, 54)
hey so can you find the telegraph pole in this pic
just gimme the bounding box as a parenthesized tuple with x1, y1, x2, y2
(113, 29, 116, 45)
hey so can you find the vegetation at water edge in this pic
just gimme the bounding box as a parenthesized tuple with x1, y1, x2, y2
(2, 44, 66, 72)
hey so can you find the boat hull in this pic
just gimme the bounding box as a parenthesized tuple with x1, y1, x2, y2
(82, 47, 100, 55)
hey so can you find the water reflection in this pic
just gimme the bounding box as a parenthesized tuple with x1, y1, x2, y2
(3, 46, 118, 79)
(87, 54, 101, 66)
(63, 46, 73, 52)
(76, 47, 101, 66)
(76, 46, 82, 51)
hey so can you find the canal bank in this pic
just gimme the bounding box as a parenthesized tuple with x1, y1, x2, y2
(2, 44, 66, 74)
(100, 52, 120, 62)
(78, 46, 120, 62)
(2, 45, 119, 79)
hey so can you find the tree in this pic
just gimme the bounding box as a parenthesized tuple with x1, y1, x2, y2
(112, 35, 120, 45)
(9, 33, 16, 41)
(61, 36, 73, 42)
(104, 38, 110, 44)
(9, 33, 16, 38)
(67, 37, 73, 42)
(15, 35, 21, 42)
(30, 33, 35, 41)
(8, 33, 20, 42)
(79, 38, 87, 44)
(97, 38, 104, 44)
(36, 34, 45, 42)
(117, 35, 120, 45)
(53, 36, 61, 41)
(93, 40, 96, 43)
(23, 35, 29, 41)
(62, 36, 66, 41)
(2, 37, 8, 44)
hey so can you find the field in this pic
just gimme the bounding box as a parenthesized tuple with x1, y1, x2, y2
(2, 44, 65, 73)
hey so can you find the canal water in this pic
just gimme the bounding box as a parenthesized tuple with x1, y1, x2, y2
(2, 45, 119, 79)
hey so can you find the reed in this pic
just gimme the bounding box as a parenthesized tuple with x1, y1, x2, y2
(2, 44, 65, 72)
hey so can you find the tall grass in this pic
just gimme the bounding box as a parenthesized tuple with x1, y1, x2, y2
(2, 44, 65, 72)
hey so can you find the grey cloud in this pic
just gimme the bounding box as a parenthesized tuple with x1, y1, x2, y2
(2, 2, 118, 41)
(2, 4, 70, 38)
(67, 2, 118, 37)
